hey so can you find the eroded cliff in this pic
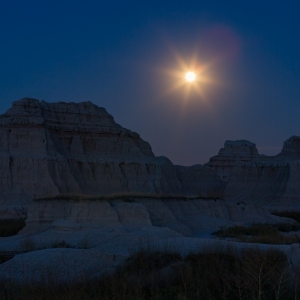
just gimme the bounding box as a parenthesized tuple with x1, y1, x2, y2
(206, 136, 300, 205)
(0, 98, 223, 206)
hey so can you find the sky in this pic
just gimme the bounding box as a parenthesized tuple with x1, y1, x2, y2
(0, 1, 299, 165)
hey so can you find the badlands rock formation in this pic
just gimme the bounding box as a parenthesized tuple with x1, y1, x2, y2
(206, 136, 300, 206)
(0, 98, 223, 208)
(0, 98, 300, 283)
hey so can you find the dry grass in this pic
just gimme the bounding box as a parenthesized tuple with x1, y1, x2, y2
(0, 247, 296, 300)
(214, 223, 300, 245)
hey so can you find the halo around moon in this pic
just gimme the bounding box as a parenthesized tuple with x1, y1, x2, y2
(159, 49, 217, 104)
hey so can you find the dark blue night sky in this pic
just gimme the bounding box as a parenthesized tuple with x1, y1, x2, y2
(1, 1, 299, 165)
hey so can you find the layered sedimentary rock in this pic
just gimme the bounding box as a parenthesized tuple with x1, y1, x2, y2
(24, 198, 278, 237)
(0, 98, 223, 205)
(205, 140, 260, 181)
(2, 98, 300, 284)
(206, 136, 300, 205)
(1, 97, 299, 212)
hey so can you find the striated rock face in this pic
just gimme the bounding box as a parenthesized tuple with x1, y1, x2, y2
(206, 140, 261, 181)
(278, 136, 300, 159)
(0, 98, 223, 205)
(24, 198, 277, 237)
(206, 137, 300, 205)
(1, 97, 298, 211)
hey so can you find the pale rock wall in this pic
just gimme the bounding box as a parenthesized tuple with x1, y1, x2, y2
(0, 98, 223, 207)
(206, 136, 300, 205)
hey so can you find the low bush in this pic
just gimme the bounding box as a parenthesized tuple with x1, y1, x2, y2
(0, 218, 26, 237)
(214, 223, 300, 245)
(250, 234, 300, 245)
(277, 222, 300, 232)
(214, 223, 277, 238)
(51, 240, 74, 248)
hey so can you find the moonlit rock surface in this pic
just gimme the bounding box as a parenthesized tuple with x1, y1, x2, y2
(206, 137, 300, 205)
(221, 140, 259, 156)
(0, 196, 295, 283)
(206, 139, 261, 181)
(0, 98, 223, 207)
(1, 98, 300, 283)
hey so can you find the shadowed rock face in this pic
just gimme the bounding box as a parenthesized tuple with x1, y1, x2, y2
(279, 136, 300, 159)
(205, 140, 261, 181)
(0, 98, 223, 205)
(206, 137, 300, 205)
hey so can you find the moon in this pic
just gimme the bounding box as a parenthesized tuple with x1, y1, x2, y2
(185, 71, 196, 82)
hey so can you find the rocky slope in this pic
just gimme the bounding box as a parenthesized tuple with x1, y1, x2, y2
(0, 196, 295, 283)
(0, 98, 223, 209)
(206, 136, 300, 206)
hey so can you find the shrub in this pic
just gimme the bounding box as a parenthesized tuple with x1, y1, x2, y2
(214, 223, 277, 238)
(214, 223, 300, 245)
(51, 240, 74, 248)
(277, 222, 300, 232)
(250, 234, 300, 245)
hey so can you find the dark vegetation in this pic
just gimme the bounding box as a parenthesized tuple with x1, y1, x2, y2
(1, 247, 299, 300)
(36, 194, 221, 202)
(0, 218, 26, 237)
(271, 210, 300, 223)
(2, 212, 300, 298)
(214, 210, 300, 245)
(51, 240, 75, 249)
(214, 223, 300, 244)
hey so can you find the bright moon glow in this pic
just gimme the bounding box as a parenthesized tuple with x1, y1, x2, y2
(160, 50, 218, 104)
(185, 72, 196, 82)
